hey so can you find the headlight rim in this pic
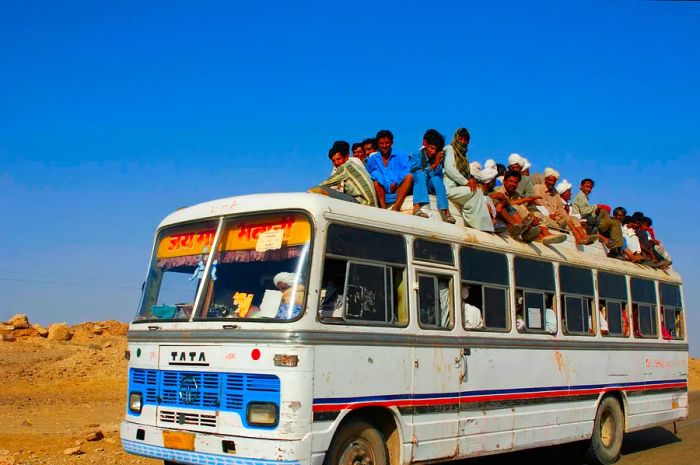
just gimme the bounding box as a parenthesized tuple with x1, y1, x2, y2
(246, 401, 279, 427)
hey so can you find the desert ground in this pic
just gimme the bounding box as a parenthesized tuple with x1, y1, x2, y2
(0, 316, 698, 465)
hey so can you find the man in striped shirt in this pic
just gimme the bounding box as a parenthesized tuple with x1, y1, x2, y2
(309, 141, 378, 207)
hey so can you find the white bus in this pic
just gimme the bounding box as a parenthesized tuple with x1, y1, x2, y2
(121, 193, 688, 465)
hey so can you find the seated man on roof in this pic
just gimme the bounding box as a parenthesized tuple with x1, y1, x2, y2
(309, 140, 378, 207)
(555, 179, 577, 218)
(442, 128, 494, 232)
(490, 170, 566, 245)
(409, 129, 456, 223)
(365, 129, 414, 211)
(639, 215, 672, 265)
(534, 168, 597, 245)
(352, 142, 366, 162)
(572, 178, 625, 258)
(507, 153, 536, 198)
(474, 160, 508, 233)
(630, 212, 671, 268)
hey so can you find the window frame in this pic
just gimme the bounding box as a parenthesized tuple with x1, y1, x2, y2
(662, 305, 684, 340)
(561, 293, 595, 336)
(659, 282, 684, 341)
(515, 286, 556, 334)
(597, 271, 631, 338)
(415, 271, 455, 331)
(630, 277, 658, 339)
(460, 279, 511, 333)
(341, 260, 394, 325)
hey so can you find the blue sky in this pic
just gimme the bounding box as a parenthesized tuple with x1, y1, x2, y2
(1, 1, 698, 353)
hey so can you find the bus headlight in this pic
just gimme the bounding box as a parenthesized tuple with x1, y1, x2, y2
(246, 402, 278, 427)
(129, 392, 143, 414)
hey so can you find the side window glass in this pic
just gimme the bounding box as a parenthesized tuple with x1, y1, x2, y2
(598, 272, 629, 337)
(460, 247, 509, 331)
(414, 239, 453, 265)
(514, 257, 556, 334)
(660, 283, 684, 340)
(320, 225, 408, 327)
(418, 274, 453, 330)
(559, 265, 594, 336)
(631, 278, 658, 338)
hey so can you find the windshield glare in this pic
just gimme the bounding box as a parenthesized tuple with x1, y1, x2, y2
(135, 214, 311, 322)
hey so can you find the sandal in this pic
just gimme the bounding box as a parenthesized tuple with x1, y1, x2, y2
(440, 211, 456, 224)
(413, 208, 430, 218)
(520, 226, 541, 242)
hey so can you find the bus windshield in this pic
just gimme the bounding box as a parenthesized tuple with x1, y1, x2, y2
(136, 213, 312, 322)
(200, 213, 311, 321)
(136, 221, 218, 321)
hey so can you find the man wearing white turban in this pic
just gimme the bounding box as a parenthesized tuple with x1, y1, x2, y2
(555, 179, 577, 217)
(534, 168, 597, 245)
(272, 272, 305, 319)
(474, 160, 507, 233)
(507, 153, 536, 199)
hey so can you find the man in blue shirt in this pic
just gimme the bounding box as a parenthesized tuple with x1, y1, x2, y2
(409, 129, 456, 223)
(365, 129, 413, 211)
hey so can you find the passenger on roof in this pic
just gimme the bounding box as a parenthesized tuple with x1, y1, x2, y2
(352, 142, 366, 161)
(474, 160, 508, 233)
(362, 137, 378, 159)
(309, 140, 378, 207)
(555, 179, 575, 217)
(507, 154, 536, 199)
(490, 170, 566, 245)
(573, 178, 626, 258)
(640, 215, 672, 265)
(442, 128, 494, 232)
(631, 212, 671, 268)
(534, 168, 597, 245)
(409, 129, 456, 223)
(365, 129, 414, 211)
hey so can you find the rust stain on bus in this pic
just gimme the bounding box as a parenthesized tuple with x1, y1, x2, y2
(554, 351, 565, 373)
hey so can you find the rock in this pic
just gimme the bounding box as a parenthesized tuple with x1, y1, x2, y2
(0, 449, 17, 465)
(6, 314, 30, 329)
(21, 419, 32, 426)
(85, 430, 104, 442)
(13, 327, 39, 338)
(48, 324, 72, 342)
(0, 325, 15, 331)
(33, 324, 48, 337)
(63, 446, 83, 456)
(102, 341, 112, 349)
(0, 334, 16, 342)
(74, 440, 83, 446)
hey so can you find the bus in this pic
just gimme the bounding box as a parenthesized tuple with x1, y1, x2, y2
(121, 192, 688, 465)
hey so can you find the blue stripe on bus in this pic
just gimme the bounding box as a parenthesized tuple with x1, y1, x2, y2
(313, 378, 687, 405)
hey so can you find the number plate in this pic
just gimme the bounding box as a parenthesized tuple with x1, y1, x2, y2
(163, 431, 195, 451)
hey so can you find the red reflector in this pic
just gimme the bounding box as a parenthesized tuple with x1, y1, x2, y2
(251, 348, 261, 360)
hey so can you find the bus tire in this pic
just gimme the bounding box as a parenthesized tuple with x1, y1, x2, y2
(324, 420, 388, 465)
(585, 396, 624, 465)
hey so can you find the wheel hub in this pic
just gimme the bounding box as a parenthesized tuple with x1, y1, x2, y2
(339, 438, 376, 465)
(600, 408, 616, 448)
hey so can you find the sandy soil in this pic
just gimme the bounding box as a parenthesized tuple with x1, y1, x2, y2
(0, 320, 697, 465)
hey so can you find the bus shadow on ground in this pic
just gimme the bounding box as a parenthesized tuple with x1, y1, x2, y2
(456, 427, 680, 464)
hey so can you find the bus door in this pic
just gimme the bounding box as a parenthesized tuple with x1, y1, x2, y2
(411, 267, 461, 461)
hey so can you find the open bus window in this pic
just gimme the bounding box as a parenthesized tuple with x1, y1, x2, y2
(136, 222, 218, 321)
(631, 278, 658, 338)
(320, 224, 408, 326)
(560, 265, 595, 336)
(514, 257, 556, 334)
(459, 247, 510, 331)
(660, 283, 684, 340)
(199, 214, 312, 321)
(417, 274, 453, 330)
(598, 271, 630, 337)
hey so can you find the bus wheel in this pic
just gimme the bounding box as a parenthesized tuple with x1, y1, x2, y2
(585, 396, 624, 465)
(325, 420, 388, 465)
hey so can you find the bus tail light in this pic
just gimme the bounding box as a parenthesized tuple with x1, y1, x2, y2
(246, 402, 279, 427)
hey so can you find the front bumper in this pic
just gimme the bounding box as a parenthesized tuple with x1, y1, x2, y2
(121, 421, 309, 465)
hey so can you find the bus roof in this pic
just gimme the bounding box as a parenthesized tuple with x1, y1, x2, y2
(158, 192, 682, 284)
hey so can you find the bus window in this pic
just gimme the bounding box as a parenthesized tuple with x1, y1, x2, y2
(459, 247, 509, 331)
(417, 274, 453, 330)
(136, 221, 218, 321)
(514, 257, 556, 334)
(598, 272, 629, 337)
(199, 214, 312, 321)
(631, 278, 658, 338)
(559, 265, 594, 336)
(413, 239, 454, 265)
(320, 224, 408, 326)
(660, 283, 684, 340)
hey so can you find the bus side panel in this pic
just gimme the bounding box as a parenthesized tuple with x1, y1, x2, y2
(310, 344, 413, 457)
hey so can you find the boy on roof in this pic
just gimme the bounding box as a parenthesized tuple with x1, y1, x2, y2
(409, 129, 456, 223)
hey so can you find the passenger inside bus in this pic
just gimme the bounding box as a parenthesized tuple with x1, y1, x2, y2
(461, 284, 484, 329)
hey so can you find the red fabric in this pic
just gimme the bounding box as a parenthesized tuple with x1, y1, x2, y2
(598, 204, 611, 215)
